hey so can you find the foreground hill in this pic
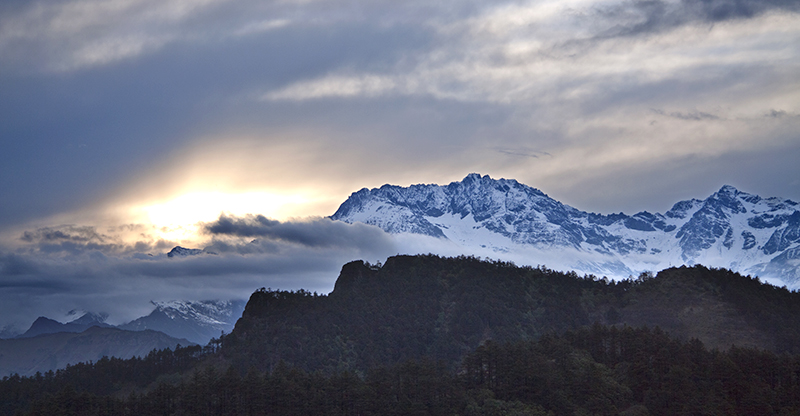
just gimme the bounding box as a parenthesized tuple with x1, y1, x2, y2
(5, 255, 800, 415)
(332, 173, 800, 284)
(223, 254, 800, 373)
(0, 326, 193, 376)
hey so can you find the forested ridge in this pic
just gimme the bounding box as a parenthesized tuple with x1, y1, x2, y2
(4, 254, 800, 415)
(225, 254, 800, 372)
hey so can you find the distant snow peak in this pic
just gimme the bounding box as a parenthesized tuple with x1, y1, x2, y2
(151, 300, 239, 326)
(120, 299, 246, 345)
(57, 310, 108, 325)
(331, 174, 800, 286)
(167, 246, 216, 258)
(68, 311, 109, 325)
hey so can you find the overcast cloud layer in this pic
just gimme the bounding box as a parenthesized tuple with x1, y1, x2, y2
(1, 0, 799, 333)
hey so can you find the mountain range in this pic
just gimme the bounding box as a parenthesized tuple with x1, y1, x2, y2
(332, 173, 800, 285)
(17, 312, 112, 338)
(9, 300, 244, 345)
(0, 299, 244, 376)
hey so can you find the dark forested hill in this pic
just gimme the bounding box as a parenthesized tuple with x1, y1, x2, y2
(222, 254, 800, 373)
(6, 255, 800, 416)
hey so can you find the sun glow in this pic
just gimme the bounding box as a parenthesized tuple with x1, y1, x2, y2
(130, 191, 314, 241)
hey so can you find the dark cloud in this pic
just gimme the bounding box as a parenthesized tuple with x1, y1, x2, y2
(593, 0, 800, 38)
(0, 216, 407, 330)
(766, 109, 800, 119)
(0, 244, 346, 330)
(651, 108, 721, 121)
(21, 226, 110, 244)
(15, 225, 173, 257)
(204, 214, 396, 251)
(0, 253, 40, 276)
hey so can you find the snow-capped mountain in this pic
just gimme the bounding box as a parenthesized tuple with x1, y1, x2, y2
(167, 246, 217, 257)
(331, 173, 800, 286)
(120, 299, 246, 345)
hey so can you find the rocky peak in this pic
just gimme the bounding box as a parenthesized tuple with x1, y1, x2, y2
(68, 312, 109, 326)
(167, 246, 210, 257)
(706, 185, 747, 214)
(330, 174, 800, 286)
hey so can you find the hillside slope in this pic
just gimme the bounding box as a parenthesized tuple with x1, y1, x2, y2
(222, 255, 800, 373)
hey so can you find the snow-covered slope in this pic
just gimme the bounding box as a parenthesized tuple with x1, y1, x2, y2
(167, 246, 216, 257)
(331, 174, 800, 286)
(120, 300, 246, 345)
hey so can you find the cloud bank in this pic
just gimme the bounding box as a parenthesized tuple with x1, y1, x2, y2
(0, 215, 418, 332)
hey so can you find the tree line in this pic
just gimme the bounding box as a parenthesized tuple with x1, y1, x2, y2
(4, 254, 800, 415)
(5, 325, 800, 415)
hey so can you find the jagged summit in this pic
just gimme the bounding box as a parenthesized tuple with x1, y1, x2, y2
(68, 312, 109, 326)
(14, 300, 243, 345)
(167, 246, 204, 257)
(167, 246, 216, 258)
(18, 312, 113, 338)
(119, 299, 245, 345)
(331, 174, 800, 285)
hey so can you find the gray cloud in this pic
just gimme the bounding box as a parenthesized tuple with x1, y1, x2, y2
(0, 245, 341, 331)
(204, 214, 396, 250)
(766, 109, 800, 119)
(495, 148, 553, 159)
(21, 225, 116, 246)
(591, 0, 800, 38)
(0, 253, 41, 277)
(15, 224, 177, 257)
(0, 216, 405, 331)
(651, 108, 722, 121)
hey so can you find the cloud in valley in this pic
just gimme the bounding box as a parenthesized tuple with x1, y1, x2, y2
(0, 215, 411, 332)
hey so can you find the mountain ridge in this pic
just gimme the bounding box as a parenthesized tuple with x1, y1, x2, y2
(17, 313, 112, 339)
(331, 173, 800, 285)
(119, 299, 246, 344)
(224, 254, 800, 375)
(12, 299, 244, 346)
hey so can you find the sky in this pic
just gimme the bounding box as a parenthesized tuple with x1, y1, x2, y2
(1, 0, 799, 332)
